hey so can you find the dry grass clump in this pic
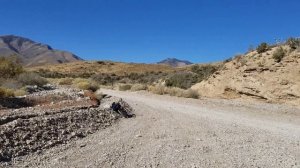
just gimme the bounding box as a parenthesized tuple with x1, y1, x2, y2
(118, 84, 132, 91)
(73, 78, 99, 91)
(148, 84, 199, 99)
(58, 78, 74, 85)
(148, 84, 166, 95)
(0, 87, 15, 98)
(17, 72, 48, 87)
(13, 88, 28, 97)
(130, 84, 147, 91)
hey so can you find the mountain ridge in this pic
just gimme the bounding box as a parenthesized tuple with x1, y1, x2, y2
(0, 35, 83, 67)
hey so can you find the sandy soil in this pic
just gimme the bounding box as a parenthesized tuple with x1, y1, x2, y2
(8, 89, 300, 168)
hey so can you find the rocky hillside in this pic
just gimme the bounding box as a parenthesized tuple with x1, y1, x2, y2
(157, 58, 193, 67)
(192, 42, 300, 106)
(0, 35, 82, 67)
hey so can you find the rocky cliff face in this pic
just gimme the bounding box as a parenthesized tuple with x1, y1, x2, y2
(192, 45, 300, 106)
(0, 35, 83, 66)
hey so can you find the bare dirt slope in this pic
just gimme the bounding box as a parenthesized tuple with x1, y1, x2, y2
(192, 45, 300, 106)
(11, 90, 300, 168)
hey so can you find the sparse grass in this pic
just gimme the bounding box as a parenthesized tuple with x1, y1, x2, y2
(118, 84, 132, 91)
(130, 84, 148, 91)
(59, 78, 74, 85)
(73, 78, 99, 91)
(17, 72, 48, 87)
(0, 87, 15, 98)
(14, 88, 28, 97)
(148, 84, 199, 99)
(148, 84, 166, 95)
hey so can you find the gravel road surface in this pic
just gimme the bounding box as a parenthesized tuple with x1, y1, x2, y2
(10, 89, 300, 168)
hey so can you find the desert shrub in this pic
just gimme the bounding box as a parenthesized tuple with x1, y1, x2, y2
(75, 80, 99, 91)
(148, 84, 166, 95)
(286, 37, 300, 50)
(182, 89, 199, 99)
(118, 84, 132, 91)
(191, 64, 219, 80)
(273, 47, 285, 62)
(256, 42, 269, 53)
(130, 84, 147, 91)
(0, 79, 22, 89)
(0, 56, 23, 78)
(17, 72, 48, 87)
(0, 87, 14, 98)
(59, 78, 74, 85)
(90, 74, 119, 86)
(14, 88, 28, 97)
(165, 72, 198, 89)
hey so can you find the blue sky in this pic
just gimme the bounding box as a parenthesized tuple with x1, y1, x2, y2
(0, 0, 299, 63)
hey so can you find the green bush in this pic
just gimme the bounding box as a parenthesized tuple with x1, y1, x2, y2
(256, 42, 269, 53)
(17, 72, 48, 87)
(273, 47, 285, 63)
(286, 37, 300, 50)
(0, 56, 23, 78)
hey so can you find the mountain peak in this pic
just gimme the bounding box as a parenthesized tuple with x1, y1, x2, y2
(157, 58, 193, 67)
(0, 35, 83, 67)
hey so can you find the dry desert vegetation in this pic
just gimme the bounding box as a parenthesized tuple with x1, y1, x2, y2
(0, 38, 300, 167)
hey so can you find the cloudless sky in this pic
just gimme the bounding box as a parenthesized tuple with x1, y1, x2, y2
(0, 0, 299, 63)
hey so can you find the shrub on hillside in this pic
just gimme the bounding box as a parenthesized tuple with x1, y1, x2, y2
(165, 72, 198, 89)
(191, 64, 219, 80)
(256, 42, 269, 53)
(273, 47, 285, 63)
(286, 37, 300, 50)
(0, 56, 23, 78)
(17, 72, 48, 87)
(118, 84, 132, 91)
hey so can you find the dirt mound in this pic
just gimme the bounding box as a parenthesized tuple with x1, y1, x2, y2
(192, 45, 300, 106)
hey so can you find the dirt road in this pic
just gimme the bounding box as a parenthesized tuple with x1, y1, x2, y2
(13, 89, 300, 168)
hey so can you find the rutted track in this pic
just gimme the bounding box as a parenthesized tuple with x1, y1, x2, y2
(8, 89, 300, 168)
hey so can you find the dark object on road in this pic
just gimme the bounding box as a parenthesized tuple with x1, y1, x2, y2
(111, 100, 134, 118)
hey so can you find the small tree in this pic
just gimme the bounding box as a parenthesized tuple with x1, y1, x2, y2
(256, 42, 269, 53)
(273, 47, 285, 63)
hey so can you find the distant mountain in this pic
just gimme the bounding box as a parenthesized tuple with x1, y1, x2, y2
(0, 35, 83, 66)
(157, 58, 193, 67)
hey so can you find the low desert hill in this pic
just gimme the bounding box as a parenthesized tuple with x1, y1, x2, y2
(28, 61, 177, 76)
(157, 58, 193, 67)
(0, 35, 82, 66)
(192, 43, 300, 106)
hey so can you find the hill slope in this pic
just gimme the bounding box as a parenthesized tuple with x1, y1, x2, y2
(192, 44, 300, 106)
(157, 58, 193, 67)
(0, 35, 82, 66)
